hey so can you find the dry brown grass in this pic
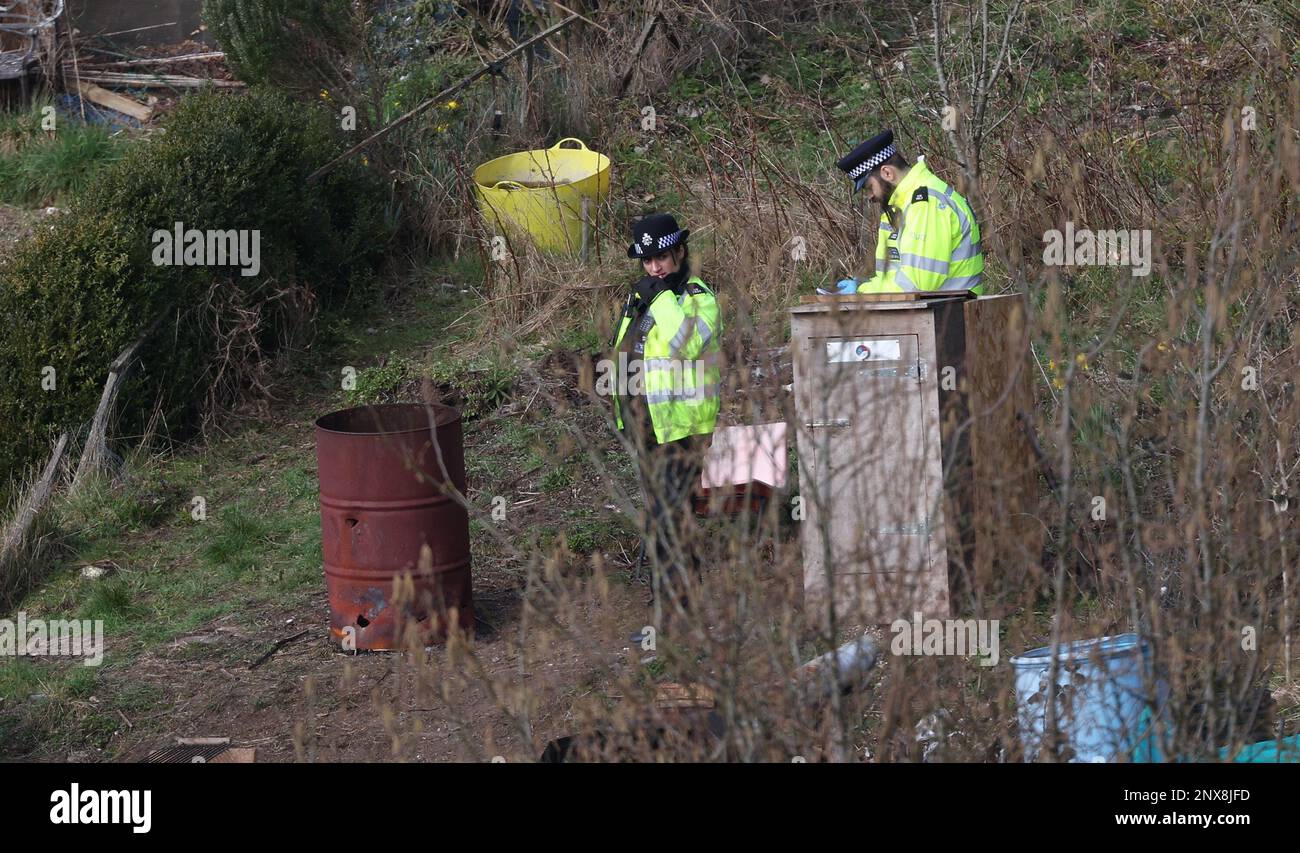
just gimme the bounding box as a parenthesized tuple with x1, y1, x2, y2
(294, 0, 1300, 762)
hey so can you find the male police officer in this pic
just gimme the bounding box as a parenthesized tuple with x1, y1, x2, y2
(835, 129, 984, 295)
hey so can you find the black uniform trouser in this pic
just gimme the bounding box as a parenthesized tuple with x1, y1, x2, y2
(638, 433, 708, 613)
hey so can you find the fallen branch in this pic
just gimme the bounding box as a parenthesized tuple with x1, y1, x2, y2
(61, 68, 244, 88)
(0, 432, 69, 566)
(249, 630, 310, 670)
(87, 51, 225, 69)
(307, 14, 581, 184)
(615, 9, 661, 98)
(95, 22, 176, 39)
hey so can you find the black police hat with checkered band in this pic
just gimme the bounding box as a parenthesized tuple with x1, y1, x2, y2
(836, 129, 897, 193)
(627, 213, 690, 259)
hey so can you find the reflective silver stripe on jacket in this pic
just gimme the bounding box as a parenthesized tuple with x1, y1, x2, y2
(940, 274, 981, 290)
(899, 253, 949, 274)
(644, 351, 722, 373)
(941, 184, 981, 264)
(695, 317, 714, 349)
(645, 384, 722, 404)
(667, 316, 693, 356)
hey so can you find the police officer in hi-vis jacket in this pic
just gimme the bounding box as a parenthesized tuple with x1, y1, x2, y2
(610, 213, 721, 622)
(834, 129, 984, 296)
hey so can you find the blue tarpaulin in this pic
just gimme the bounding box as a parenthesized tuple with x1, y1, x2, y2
(56, 92, 144, 129)
(1130, 706, 1300, 762)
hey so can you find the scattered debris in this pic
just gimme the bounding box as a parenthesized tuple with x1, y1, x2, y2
(751, 345, 791, 382)
(78, 561, 118, 580)
(90, 51, 225, 69)
(798, 634, 880, 707)
(248, 629, 310, 671)
(655, 682, 716, 710)
(207, 747, 256, 763)
(63, 69, 244, 89)
(915, 710, 960, 762)
(71, 79, 153, 122)
(147, 738, 256, 763)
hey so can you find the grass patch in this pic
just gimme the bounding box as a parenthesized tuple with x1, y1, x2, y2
(78, 577, 141, 630)
(541, 466, 572, 492)
(561, 516, 630, 556)
(0, 100, 126, 206)
(201, 502, 271, 575)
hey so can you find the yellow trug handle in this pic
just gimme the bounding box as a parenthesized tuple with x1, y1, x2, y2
(550, 137, 588, 151)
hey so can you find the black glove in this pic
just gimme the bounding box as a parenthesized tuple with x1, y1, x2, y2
(632, 275, 667, 308)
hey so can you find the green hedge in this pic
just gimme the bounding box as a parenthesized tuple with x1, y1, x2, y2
(202, 0, 357, 91)
(0, 88, 391, 493)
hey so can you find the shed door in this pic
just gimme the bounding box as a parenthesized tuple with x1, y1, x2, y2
(806, 334, 932, 585)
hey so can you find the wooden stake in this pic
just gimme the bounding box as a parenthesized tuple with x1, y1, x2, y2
(71, 334, 148, 495)
(0, 433, 68, 566)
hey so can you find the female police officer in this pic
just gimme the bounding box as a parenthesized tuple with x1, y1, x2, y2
(609, 213, 722, 625)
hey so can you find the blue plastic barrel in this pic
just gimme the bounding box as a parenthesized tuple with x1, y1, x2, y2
(1010, 633, 1163, 762)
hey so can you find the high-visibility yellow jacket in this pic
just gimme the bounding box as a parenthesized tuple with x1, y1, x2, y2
(858, 157, 984, 295)
(613, 275, 721, 445)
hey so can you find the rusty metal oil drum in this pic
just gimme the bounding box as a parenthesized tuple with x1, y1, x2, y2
(315, 403, 472, 649)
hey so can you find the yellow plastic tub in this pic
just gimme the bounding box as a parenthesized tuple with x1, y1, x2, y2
(473, 138, 610, 254)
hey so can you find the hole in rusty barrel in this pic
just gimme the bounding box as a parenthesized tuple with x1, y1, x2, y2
(315, 403, 459, 434)
(316, 403, 473, 650)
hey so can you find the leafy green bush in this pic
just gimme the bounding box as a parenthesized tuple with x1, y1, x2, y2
(0, 88, 392, 493)
(202, 0, 358, 92)
(0, 212, 168, 486)
(428, 356, 517, 419)
(347, 356, 414, 404)
(81, 87, 388, 295)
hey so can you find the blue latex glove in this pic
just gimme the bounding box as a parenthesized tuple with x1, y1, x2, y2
(835, 278, 859, 294)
